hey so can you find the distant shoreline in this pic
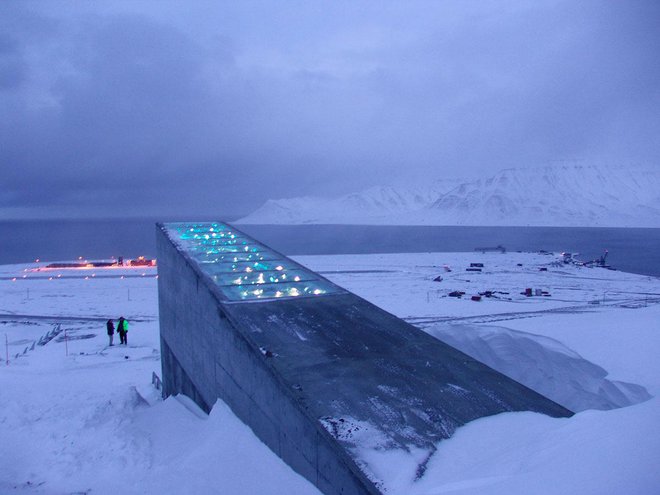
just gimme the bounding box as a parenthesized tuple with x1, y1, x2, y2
(2, 221, 659, 277)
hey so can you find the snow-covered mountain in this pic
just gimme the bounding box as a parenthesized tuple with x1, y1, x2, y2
(237, 165, 660, 227)
(238, 181, 461, 225)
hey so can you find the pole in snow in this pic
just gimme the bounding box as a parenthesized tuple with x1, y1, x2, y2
(64, 328, 68, 356)
(5, 334, 8, 366)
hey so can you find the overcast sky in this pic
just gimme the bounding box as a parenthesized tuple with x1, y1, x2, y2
(1, 0, 658, 220)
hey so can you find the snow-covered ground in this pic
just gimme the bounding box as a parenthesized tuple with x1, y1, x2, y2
(1, 252, 659, 494)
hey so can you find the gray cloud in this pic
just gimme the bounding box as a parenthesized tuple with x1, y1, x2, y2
(1, 0, 659, 219)
(0, 34, 27, 90)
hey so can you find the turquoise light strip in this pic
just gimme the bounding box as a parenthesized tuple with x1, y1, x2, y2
(165, 222, 344, 302)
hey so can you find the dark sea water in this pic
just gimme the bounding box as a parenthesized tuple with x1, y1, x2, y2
(1, 220, 659, 278)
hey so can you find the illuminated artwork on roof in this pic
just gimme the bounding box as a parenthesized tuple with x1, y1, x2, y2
(164, 222, 344, 302)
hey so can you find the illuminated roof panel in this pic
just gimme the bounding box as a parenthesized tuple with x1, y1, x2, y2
(164, 222, 345, 302)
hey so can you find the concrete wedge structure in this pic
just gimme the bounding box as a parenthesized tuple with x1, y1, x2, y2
(156, 222, 572, 495)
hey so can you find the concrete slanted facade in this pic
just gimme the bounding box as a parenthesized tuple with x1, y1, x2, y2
(156, 222, 572, 495)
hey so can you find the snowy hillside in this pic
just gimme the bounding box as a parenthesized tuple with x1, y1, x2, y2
(238, 166, 660, 227)
(239, 180, 461, 225)
(2, 252, 659, 493)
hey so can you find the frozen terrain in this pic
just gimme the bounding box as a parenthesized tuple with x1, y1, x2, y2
(1, 252, 659, 494)
(239, 165, 660, 227)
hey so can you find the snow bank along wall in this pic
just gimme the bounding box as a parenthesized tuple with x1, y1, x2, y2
(156, 222, 572, 495)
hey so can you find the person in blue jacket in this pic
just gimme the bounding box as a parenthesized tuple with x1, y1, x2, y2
(106, 319, 115, 346)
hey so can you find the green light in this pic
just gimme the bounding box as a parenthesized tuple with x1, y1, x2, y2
(166, 222, 343, 302)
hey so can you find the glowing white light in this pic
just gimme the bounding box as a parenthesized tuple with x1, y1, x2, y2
(172, 222, 341, 302)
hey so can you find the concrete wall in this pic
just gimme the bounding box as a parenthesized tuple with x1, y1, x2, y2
(156, 226, 379, 495)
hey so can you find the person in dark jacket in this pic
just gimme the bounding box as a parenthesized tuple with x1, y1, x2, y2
(117, 316, 128, 345)
(106, 319, 115, 346)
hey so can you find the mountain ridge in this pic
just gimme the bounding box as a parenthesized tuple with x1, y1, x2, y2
(238, 165, 660, 227)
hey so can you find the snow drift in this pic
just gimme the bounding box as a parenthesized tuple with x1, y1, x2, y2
(428, 324, 652, 412)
